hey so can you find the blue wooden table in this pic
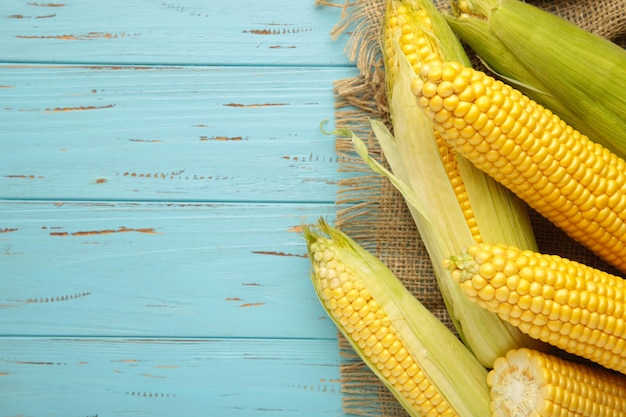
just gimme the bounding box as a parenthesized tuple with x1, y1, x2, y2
(0, 1, 359, 415)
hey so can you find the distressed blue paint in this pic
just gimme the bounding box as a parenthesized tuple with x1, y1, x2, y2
(0, 0, 357, 415)
(0, 0, 352, 66)
(0, 337, 347, 416)
(0, 201, 341, 339)
(0, 64, 358, 202)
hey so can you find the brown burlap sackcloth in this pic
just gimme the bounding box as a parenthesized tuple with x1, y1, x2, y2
(318, 0, 626, 415)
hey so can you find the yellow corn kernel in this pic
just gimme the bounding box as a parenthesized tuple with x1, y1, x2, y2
(447, 242, 626, 375)
(384, 1, 440, 87)
(385, 0, 482, 244)
(305, 220, 491, 417)
(488, 347, 626, 417)
(416, 61, 626, 274)
(346, 0, 539, 370)
(449, 0, 626, 160)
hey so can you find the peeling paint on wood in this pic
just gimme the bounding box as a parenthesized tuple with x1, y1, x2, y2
(0, 65, 352, 202)
(125, 391, 176, 398)
(243, 27, 313, 35)
(239, 302, 266, 308)
(49, 231, 68, 236)
(223, 102, 288, 108)
(19, 292, 92, 304)
(3, 174, 44, 179)
(251, 251, 306, 257)
(17, 104, 115, 112)
(0, 2, 352, 415)
(10, 360, 62, 365)
(140, 373, 167, 379)
(44, 104, 115, 112)
(200, 136, 245, 141)
(6, 13, 56, 19)
(0, 201, 339, 338)
(1, 292, 92, 308)
(129, 139, 163, 143)
(0, 338, 346, 415)
(0, 1, 353, 66)
(116, 172, 237, 182)
(288, 225, 304, 233)
(27, 2, 66, 6)
(48, 227, 158, 236)
(16, 32, 128, 40)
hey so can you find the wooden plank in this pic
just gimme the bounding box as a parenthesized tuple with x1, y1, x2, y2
(0, 0, 351, 66)
(0, 64, 357, 202)
(0, 337, 347, 416)
(0, 200, 341, 339)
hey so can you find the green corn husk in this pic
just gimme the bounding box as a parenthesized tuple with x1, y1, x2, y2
(444, 15, 582, 129)
(448, 0, 626, 158)
(304, 219, 491, 417)
(362, 0, 542, 367)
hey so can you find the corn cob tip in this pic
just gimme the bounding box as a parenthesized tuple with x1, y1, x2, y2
(302, 218, 341, 252)
(449, 242, 626, 376)
(453, 0, 499, 18)
(444, 252, 478, 283)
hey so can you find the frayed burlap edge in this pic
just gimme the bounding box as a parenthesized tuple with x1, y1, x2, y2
(324, 1, 626, 416)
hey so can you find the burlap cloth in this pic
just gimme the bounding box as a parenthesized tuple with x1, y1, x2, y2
(323, 0, 626, 415)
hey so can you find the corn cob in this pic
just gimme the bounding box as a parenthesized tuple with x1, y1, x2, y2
(447, 0, 626, 159)
(370, 0, 540, 367)
(488, 347, 626, 417)
(446, 242, 626, 375)
(384, 0, 481, 241)
(412, 60, 626, 275)
(303, 219, 491, 417)
(444, 15, 584, 138)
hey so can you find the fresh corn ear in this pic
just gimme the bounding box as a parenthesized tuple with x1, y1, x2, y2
(447, 0, 626, 159)
(446, 242, 626, 375)
(488, 347, 626, 417)
(303, 219, 491, 417)
(444, 15, 582, 133)
(413, 60, 626, 275)
(369, 0, 540, 368)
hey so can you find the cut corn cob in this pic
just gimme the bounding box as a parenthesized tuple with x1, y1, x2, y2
(369, 0, 540, 367)
(448, 0, 626, 159)
(446, 242, 626, 375)
(303, 219, 491, 417)
(488, 347, 626, 417)
(412, 60, 626, 275)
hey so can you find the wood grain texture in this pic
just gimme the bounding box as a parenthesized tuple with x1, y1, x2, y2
(0, 337, 345, 416)
(0, 64, 357, 202)
(0, 200, 342, 339)
(0, 0, 358, 415)
(0, 0, 352, 66)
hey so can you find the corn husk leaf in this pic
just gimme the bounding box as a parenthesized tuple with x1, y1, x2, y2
(373, 1, 540, 366)
(304, 219, 491, 417)
(449, 0, 626, 158)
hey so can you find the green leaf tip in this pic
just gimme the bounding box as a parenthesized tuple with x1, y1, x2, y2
(319, 118, 353, 138)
